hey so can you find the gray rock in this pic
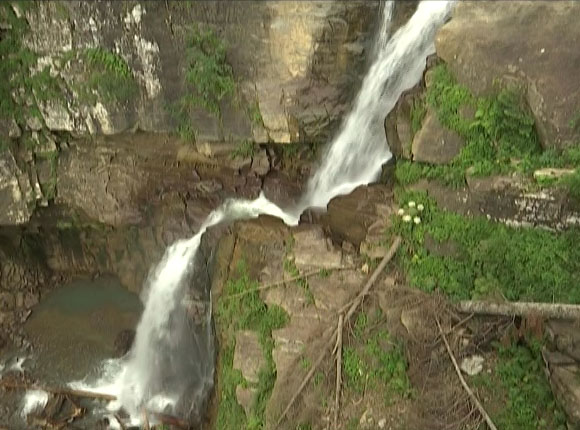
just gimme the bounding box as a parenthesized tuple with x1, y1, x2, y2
(233, 331, 265, 384)
(436, 1, 580, 148)
(411, 111, 464, 164)
(21, 1, 380, 143)
(0, 151, 34, 225)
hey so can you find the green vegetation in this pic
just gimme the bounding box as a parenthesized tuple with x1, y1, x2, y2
(180, 25, 234, 116)
(284, 258, 315, 305)
(473, 342, 567, 430)
(248, 101, 264, 126)
(409, 97, 426, 137)
(0, 4, 62, 127)
(231, 140, 256, 159)
(396, 64, 580, 192)
(78, 47, 137, 104)
(343, 317, 411, 401)
(392, 190, 580, 302)
(174, 25, 235, 142)
(216, 259, 289, 430)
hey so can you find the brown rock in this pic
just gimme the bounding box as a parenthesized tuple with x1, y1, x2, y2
(411, 111, 464, 164)
(292, 226, 343, 271)
(233, 331, 265, 384)
(236, 385, 257, 416)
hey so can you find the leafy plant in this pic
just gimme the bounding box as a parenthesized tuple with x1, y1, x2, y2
(392, 190, 580, 302)
(409, 97, 427, 137)
(397, 64, 547, 188)
(180, 26, 235, 116)
(473, 342, 567, 430)
(80, 47, 137, 104)
(248, 101, 264, 126)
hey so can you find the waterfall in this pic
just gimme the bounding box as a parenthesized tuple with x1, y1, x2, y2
(373, 0, 395, 56)
(300, 0, 455, 210)
(65, 1, 455, 426)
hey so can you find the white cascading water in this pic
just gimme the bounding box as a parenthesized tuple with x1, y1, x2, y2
(299, 0, 455, 210)
(57, 1, 455, 426)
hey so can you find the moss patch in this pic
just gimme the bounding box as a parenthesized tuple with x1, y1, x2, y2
(343, 311, 411, 402)
(216, 259, 289, 430)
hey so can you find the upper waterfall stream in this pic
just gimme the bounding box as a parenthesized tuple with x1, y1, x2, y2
(25, 1, 456, 427)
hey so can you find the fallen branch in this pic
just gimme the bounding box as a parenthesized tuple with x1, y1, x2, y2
(457, 300, 580, 320)
(334, 314, 344, 430)
(0, 380, 116, 401)
(223, 269, 330, 300)
(114, 414, 127, 430)
(436, 318, 497, 430)
(276, 236, 401, 428)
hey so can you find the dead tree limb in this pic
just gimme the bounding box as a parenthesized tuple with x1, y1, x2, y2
(275, 236, 401, 428)
(334, 314, 344, 430)
(0, 381, 116, 401)
(223, 269, 337, 300)
(436, 318, 497, 430)
(457, 300, 580, 320)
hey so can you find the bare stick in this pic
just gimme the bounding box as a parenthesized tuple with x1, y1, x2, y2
(0, 381, 116, 401)
(114, 415, 127, 430)
(223, 269, 331, 300)
(457, 300, 580, 320)
(334, 314, 344, 430)
(275, 236, 401, 428)
(436, 318, 497, 430)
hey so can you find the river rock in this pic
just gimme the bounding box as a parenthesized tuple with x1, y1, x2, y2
(436, 1, 580, 148)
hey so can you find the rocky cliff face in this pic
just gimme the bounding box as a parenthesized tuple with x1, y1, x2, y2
(0, 0, 385, 228)
(4, 1, 379, 143)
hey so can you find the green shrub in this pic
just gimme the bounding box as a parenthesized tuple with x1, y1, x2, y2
(181, 26, 235, 116)
(393, 190, 580, 303)
(80, 47, 137, 104)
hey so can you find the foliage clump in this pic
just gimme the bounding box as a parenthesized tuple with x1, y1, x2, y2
(180, 26, 235, 116)
(216, 260, 288, 430)
(392, 190, 580, 303)
(79, 47, 137, 104)
(397, 65, 577, 186)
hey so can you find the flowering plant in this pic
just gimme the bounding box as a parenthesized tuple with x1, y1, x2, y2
(397, 200, 424, 225)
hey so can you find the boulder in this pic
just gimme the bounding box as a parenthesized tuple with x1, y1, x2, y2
(233, 331, 265, 385)
(436, 1, 580, 148)
(411, 111, 464, 164)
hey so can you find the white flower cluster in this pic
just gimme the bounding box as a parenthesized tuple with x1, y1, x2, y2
(397, 200, 424, 225)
